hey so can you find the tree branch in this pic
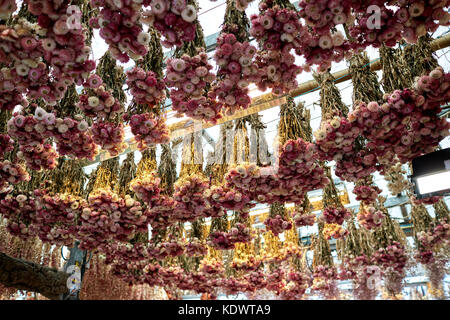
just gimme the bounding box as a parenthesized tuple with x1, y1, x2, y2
(0, 251, 69, 300)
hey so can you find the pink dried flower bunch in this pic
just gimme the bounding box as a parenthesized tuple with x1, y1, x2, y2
(225, 162, 280, 203)
(314, 116, 361, 162)
(265, 269, 285, 294)
(0, 160, 30, 189)
(90, 121, 127, 157)
(0, 21, 71, 104)
(142, 0, 198, 48)
(294, 29, 351, 72)
(349, 5, 403, 48)
(147, 239, 185, 260)
(371, 241, 408, 274)
(8, 109, 98, 161)
(159, 265, 185, 284)
(185, 238, 207, 257)
(208, 231, 235, 250)
(89, 0, 150, 63)
(298, 0, 353, 35)
(252, 47, 302, 96)
(281, 270, 310, 300)
(222, 276, 252, 295)
(417, 219, 450, 252)
(411, 195, 442, 205)
(292, 208, 316, 227)
(33, 189, 85, 246)
(264, 215, 292, 236)
(397, 0, 450, 44)
(357, 206, 385, 230)
(276, 139, 329, 201)
(78, 85, 124, 120)
(126, 67, 166, 107)
(244, 270, 267, 291)
(250, 5, 303, 52)
(334, 148, 378, 182)
(173, 175, 210, 222)
(165, 49, 222, 123)
(199, 257, 225, 275)
(127, 112, 170, 151)
(0, 193, 37, 240)
(52, 115, 99, 160)
(353, 184, 382, 205)
(228, 222, 252, 243)
(99, 242, 149, 264)
(17, 142, 58, 171)
(204, 184, 252, 213)
(312, 265, 337, 292)
(323, 223, 349, 240)
(210, 32, 256, 115)
(321, 206, 352, 225)
(35, 8, 96, 87)
(146, 195, 176, 230)
(78, 190, 145, 250)
(348, 69, 450, 166)
(129, 171, 161, 206)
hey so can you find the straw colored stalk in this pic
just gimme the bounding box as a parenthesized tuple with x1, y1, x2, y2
(433, 199, 450, 223)
(42, 159, 87, 196)
(322, 166, 343, 209)
(115, 152, 137, 197)
(312, 222, 334, 269)
(402, 34, 439, 82)
(372, 197, 407, 249)
(380, 44, 412, 94)
(205, 122, 233, 184)
(222, 0, 250, 43)
(314, 71, 349, 120)
(180, 132, 203, 178)
(157, 143, 177, 195)
(348, 51, 384, 105)
(90, 157, 120, 193)
(232, 117, 250, 165)
(248, 114, 271, 166)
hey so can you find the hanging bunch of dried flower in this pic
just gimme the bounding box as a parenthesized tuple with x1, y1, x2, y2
(166, 15, 222, 123)
(210, 0, 256, 116)
(410, 198, 449, 299)
(311, 221, 339, 299)
(371, 197, 408, 299)
(125, 28, 170, 150)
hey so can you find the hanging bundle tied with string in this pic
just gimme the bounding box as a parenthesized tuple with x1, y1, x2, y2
(165, 8, 222, 123)
(125, 28, 170, 150)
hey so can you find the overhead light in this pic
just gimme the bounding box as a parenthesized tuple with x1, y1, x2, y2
(411, 148, 450, 199)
